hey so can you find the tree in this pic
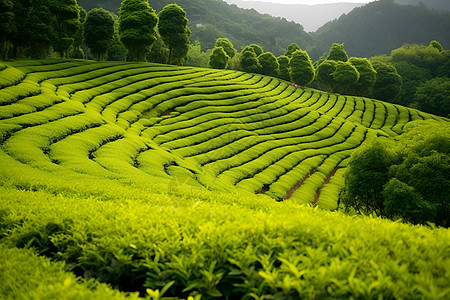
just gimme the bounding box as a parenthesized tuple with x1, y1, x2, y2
(248, 43, 263, 56)
(326, 43, 348, 62)
(84, 8, 114, 61)
(383, 178, 434, 225)
(257, 52, 279, 77)
(285, 43, 300, 57)
(69, 5, 86, 59)
(107, 12, 127, 61)
(118, 0, 158, 61)
(277, 55, 290, 81)
(25, 2, 56, 59)
(341, 141, 393, 216)
(371, 61, 402, 101)
(289, 49, 315, 86)
(0, 0, 15, 59)
(147, 35, 169, 64)
(11, 0, 31, 58)
(342, 120, 450, 227)
(240, 47, 260, 73)
(348, 57, 377, 97)
(391, 42, 445, 73)
(392, 61, 433, 106)
(49, 0, 81, 58)
(215, 38, 236, 60)
(186, 42, 209, 68)
(208, 46, 230, 69)
(414, 77, 450, 117)
(158, 4, 191, 65)
(316, 60, 337, 93)
(332, 61, 359, 94)
(430, 40, 443, 52)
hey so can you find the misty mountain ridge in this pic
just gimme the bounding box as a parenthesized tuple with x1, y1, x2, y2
(225, 0, 365, 32)
(394, 0, 450, 11)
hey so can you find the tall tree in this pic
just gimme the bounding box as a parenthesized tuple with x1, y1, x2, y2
(289, 49, 315, 86)
(0, 0, 15, 59)
(26, 1, 56, 59)
(371, 61, 402, 101)
(316, 60, 337, 92)
(326, 43, 348, 62)
(11, 0, 30, 58)
(209, 46, 230, 69)
(349, 57, 377, 97)
(240, 47, 260, 73)
(158, 4, 191, 65)
(414, 77, 450, 117)
(249, 43, 263, 56)
(118, 0, 158, 61)
(285, 43, 300, 57)
(332, 61, 359, 94)
(84, 8, 114, 61)
(277, 55, 290, 81)
(341, 141, 393, 216)
(258, 52, 279, 77)
(69, 5, 86, 58)
(49, 0, 81, 58)
(215, 38, 236, 60)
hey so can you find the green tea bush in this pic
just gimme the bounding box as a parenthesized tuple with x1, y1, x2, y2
(0, 246, 140, 300)
(2, 186, 449, 299)
(0, 65, 25, 88)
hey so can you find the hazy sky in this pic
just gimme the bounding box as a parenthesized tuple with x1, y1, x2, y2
(233, 0, 373, 3)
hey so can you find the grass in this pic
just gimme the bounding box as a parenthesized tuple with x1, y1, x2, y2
(0, 59, 449, 299)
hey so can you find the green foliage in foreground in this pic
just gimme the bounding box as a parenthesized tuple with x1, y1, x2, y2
(0, 246, 140, 299)
(1, 184, 449, 299)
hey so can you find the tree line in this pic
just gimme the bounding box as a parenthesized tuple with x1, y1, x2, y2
(1, 0, 448, 118)
(0, 0, 191, 65)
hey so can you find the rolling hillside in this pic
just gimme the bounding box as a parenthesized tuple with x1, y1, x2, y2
(0, 59, 446, 208)
(1, 60, 449, 299)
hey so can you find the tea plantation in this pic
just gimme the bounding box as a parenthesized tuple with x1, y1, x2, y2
(0, 60, 449, 299)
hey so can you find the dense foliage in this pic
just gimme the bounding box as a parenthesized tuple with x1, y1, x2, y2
(118, 0, 158, 61)
(370, 41, 450, 117)
(208, 46, 229, 69)
(158, 4, 191, 65)
(289, 49, 315, 86)
(342, 120, 450, 227)
(84, 8, 114, 61)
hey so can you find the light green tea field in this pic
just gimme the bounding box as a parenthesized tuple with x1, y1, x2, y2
(1, 60, 449, 299)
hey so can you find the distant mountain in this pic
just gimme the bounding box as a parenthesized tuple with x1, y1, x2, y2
(313, 0, 450, 58)
(77, 0, 316, 56)
(224, 0, 365, 32)
(394, 0, 450, 11)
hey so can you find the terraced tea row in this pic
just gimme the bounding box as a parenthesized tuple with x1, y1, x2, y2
(0, 60, 446, 209)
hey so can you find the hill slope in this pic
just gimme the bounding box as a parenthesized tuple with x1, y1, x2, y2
(0, 60, 445, 209)
(1, 60, 449, 299)
(314, 0, 450, 57)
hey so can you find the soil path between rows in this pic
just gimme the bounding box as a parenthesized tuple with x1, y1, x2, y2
(283, 169, 316, 200)
(312, 167, 340, 205)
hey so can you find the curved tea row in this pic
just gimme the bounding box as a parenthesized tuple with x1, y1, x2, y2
(0, 60, 444, 209)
